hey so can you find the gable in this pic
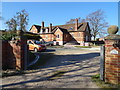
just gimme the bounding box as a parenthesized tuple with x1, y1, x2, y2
(54, 28, 63, 35)
(30, 25, 41, 33)
(30, 25, 38, 33)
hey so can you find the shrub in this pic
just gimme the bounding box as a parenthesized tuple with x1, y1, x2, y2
(1, 31, 17, 41)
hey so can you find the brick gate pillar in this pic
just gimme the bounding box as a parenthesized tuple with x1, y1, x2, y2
(104, 25, 120, 84)
(15, 30, 27, 70)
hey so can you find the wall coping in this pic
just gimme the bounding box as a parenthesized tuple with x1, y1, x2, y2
(104, 34, 120, 40)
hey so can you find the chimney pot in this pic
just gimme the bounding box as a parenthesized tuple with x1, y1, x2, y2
(49, 23, 52, 33)
(42, 21, 44, 29)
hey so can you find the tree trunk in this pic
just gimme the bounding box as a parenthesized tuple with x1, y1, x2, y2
(93, 36, 96, 41)
(93, 36, 96, 46)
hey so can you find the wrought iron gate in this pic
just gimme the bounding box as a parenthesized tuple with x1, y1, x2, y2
(100, 45, 105, 80)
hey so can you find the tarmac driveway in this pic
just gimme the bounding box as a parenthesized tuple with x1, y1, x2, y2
(1, 47, 100, 88)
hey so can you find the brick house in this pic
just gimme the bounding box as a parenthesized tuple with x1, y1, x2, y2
(29, 19, 91, 45)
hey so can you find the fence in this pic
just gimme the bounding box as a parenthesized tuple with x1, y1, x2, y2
(100, 45, 105, 81)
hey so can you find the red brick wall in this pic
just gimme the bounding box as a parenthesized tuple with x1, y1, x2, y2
(63, 34, 71, 42)
(2, 41, 16, 69)
(70, 32, 85, 43)
(105, 39, 120, 84)
(54, 29, 63, 42)
(40, 34, 55, 42)
(2, 39, 27, 70)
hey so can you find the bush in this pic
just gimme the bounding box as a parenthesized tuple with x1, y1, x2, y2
(1, 31, 17, 41)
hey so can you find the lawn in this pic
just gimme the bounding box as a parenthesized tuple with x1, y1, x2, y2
(47, 45, 64, 48)
(92, 74, 120, 88)
(75, 46, 91, 48)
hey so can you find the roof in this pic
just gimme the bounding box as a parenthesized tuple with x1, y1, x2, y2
(52, 22, 88, 32)
(30, 25, 41, 33)
(34, 25, 41, 30)
(54, 27, 70, 34)
(30, 22, 89, 34)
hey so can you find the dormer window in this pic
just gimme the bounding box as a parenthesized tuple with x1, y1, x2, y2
(69, 27, 73, 30)
(46, 28, 48, 33)
(40, 28, 43, 33)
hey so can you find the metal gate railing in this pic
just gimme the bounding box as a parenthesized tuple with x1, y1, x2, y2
(100, 45, 105, 80)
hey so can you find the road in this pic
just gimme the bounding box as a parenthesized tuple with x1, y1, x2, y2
(2, 47, 100, 88)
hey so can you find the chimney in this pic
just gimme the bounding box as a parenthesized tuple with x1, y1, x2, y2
(42, 21, 44, 29)
(49, 23, 52, 33)
(75, 18, 78, 31)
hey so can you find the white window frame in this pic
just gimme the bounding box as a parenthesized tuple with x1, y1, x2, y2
(57, 34, 60, 38)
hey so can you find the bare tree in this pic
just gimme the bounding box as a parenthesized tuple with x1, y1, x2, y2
(86, 9, 108, 41)
(16, 9, 29, 32)
(5, 18, 17, 31)
(66, 17, 86, 24)
(5, 9, 29, 32)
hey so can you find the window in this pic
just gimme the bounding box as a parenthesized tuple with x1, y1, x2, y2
(31, 30, 35, 32)
(46, 28, 48, 33)
(34, 41, 42, 44)
(69, 27, 73, 30)
(57, 34, 60, 38)
(86, 35, 88, 41)
(46, 36, 48, 40)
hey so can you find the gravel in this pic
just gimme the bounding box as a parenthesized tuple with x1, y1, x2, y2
(1, 46, 100, 88)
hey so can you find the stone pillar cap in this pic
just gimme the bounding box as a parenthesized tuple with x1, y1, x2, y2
(107, 25, 119, 35)
(105, 25, 120, 40)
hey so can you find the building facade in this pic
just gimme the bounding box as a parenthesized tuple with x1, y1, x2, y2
(29, 19, 91, 45)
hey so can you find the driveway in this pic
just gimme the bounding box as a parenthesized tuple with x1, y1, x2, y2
(1, 47, 100, 88)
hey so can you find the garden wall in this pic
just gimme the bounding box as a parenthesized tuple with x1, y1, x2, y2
(2, 39, 28, 70)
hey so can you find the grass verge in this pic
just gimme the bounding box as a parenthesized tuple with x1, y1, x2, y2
(75, 46, 91, 48)
(47, 45, 64, 48)
(92, 74, 120, 88)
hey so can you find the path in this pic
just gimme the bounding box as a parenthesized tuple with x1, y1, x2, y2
(2, 47, 100, 88)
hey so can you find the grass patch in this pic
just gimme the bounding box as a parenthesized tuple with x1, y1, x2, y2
(92, 74, 120, 88)
(48, 70, 68, 80)
(47, 45, 64, 48)
(27, 53, 53, 70)
(75, 46, 91, 48)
